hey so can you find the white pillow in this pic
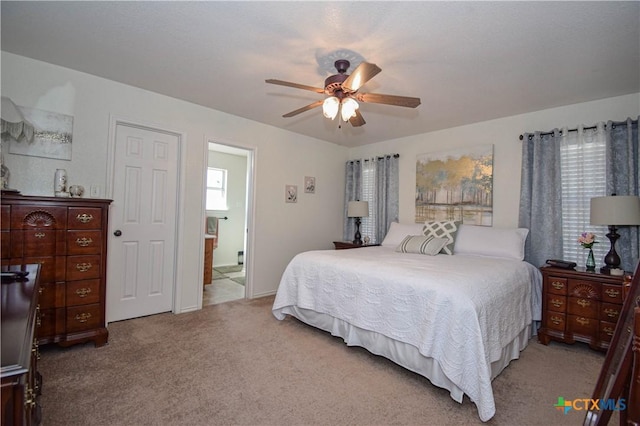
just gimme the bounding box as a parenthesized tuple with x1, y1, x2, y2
(381, 222, 426, 247)
(396, 235, 449, 256)
(453, 225, 529, 260)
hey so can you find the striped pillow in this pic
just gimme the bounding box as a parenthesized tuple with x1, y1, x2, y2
(395, 235, 449, 256)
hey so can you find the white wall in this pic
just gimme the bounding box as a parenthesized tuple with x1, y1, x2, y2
(207, 150, 247, 267)
(349, 93, 640, 229)
(1, 52, 347, 309)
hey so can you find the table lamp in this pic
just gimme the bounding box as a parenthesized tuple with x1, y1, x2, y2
(590, 195, 640, 274)
(347, 200, 369, 245)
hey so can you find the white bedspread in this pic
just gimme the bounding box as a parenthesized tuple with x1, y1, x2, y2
(272, 246, 542, 422)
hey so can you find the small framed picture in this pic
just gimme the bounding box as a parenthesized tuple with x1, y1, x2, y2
(304, 176, 315, 194)
(285, 185, 297, 203)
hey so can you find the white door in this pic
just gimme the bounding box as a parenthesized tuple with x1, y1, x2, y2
(107, 124, 179, 322)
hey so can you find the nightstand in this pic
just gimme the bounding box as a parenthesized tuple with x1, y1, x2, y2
(333, 241, 381, 250)
(538, 266, 624, 351)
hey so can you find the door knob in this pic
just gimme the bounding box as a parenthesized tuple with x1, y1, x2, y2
(113, 230, 122, 237)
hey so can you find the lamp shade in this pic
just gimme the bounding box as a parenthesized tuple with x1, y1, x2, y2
(590, 196, 640, 225)
(347, 201, 369, 218)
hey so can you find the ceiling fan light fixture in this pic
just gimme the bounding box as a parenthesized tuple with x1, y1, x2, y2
(341, 97, 359, 121)
(322, 96, 340, 119)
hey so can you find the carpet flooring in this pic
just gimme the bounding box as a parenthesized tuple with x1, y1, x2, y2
(37, 295, 611, 426)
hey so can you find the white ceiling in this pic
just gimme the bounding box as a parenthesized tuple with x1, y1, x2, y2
(2, 1, 639, 148)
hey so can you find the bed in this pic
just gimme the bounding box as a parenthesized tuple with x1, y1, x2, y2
(272, 222, 542, 422)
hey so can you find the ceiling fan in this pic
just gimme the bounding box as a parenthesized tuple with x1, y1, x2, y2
(265, 59, 421, 127)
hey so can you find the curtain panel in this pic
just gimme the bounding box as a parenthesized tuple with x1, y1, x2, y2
(605, 117, 639, 270)
(343, 154, 399, 243)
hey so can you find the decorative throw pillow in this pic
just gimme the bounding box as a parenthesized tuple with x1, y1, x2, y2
(453, 225, 529, 260)
(396, 235, 449, 256)
(422, 221, 461, 255)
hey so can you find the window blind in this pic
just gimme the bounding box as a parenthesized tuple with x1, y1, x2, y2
(360, 160, 377, 243)
(560, 128, 608, 266)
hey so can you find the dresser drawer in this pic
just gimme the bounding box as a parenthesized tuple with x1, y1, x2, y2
(66, 255, 101, 281)
(545, 312, 566, 331)
(21, 228, 66, 256)
(38, 281, 66, 309)
(1, 205, 9, 230)
(66, 303, 101, 333)
(66, 279, 100, 306)
(601, 284, 623, 304)
(66, 230, 102, 255)
(567, 314, 599, 337)
(37, 307, 66, 339)
(1, 231, 9, 259)
(546, 294, 566, 312)
(67, 207, 102, 230)
(547, 276, 568, 295)
(19, 256, 66, 283)
(11, 205, 67, 229)
(567, 296, 599, 318)
(568, 280, 600, 299)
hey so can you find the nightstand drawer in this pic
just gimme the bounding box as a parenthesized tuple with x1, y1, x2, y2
(547, 276, 568, 295)
(568, 280, 600, 299)
(546, 294, 566, 312)
(66, 303, 101, 333)
(567, 314, 598, 337)
(567, 297, 599, 317)
(600, 302, 622, 322)
(545, 312, 566, 331)
(602, 284, 623, 303)
(599, 321, 617, 343)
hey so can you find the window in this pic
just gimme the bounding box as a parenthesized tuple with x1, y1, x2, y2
(360, 160, 376, 242)
(206, 167, 228, 210)
(560, 128, 608, 264)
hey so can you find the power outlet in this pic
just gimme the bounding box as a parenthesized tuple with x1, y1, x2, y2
(90, 185, 100, 198)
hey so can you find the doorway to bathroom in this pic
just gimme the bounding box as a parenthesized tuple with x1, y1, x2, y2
(203, 142, 252, 306)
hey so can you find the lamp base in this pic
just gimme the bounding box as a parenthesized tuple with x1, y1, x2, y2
(352, 217, 363, 245)
(600, 225, 621, 275)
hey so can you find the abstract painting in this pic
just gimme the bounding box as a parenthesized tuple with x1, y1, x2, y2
(8, 105, 73, 160)
(415, 145, 493, 226)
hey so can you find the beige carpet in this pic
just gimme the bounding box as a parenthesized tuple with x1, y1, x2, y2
(39, 296, 607, 425)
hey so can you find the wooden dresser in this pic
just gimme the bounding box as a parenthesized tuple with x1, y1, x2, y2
(0, 193, 112, 347)
(1, 264, 42, 426)
(538, 266, 624, 351)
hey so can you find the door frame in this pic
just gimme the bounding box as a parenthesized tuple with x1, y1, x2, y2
(201, 137, 256, 307)
(106, 115, 187, 319)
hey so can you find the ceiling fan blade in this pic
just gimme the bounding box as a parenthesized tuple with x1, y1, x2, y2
(342, 62, 382, 92)
(356, 92, 421, 108)
(349, 110, 366, 127)
(282, 100, 324, 118)
(265, 79, 325, 94)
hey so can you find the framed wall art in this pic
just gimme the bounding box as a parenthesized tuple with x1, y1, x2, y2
(8, 105, 73, 160)
(304, 176, 315, 194)
(415, 144, 493, 226)
(285, 185, 297, 203)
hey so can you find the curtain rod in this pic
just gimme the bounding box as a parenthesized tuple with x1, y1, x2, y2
(348, 154, 400, 164)
(519, 119, 637, 141)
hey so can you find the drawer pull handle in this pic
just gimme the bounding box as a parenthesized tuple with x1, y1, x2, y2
(75, 287, 92, 298)
(551, 299, 563, 308)
(604, 308, 619, 318)
(76, 213, 94, 223)
(604, 288, 620, 298)
(552, 281, 564, 290)
(551, 316, 562, 325)
(24, 388, 36, 409)
(76, 263, 92, 272)
(604, 326, 615, 336)
(34, 232, 46, 238)
(75, 312, 92, 323)
(76, 237, 93, 247)
(36, 305, 41, 327)
(577, 298, 591, 308)
(576, 317, 590, 326)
